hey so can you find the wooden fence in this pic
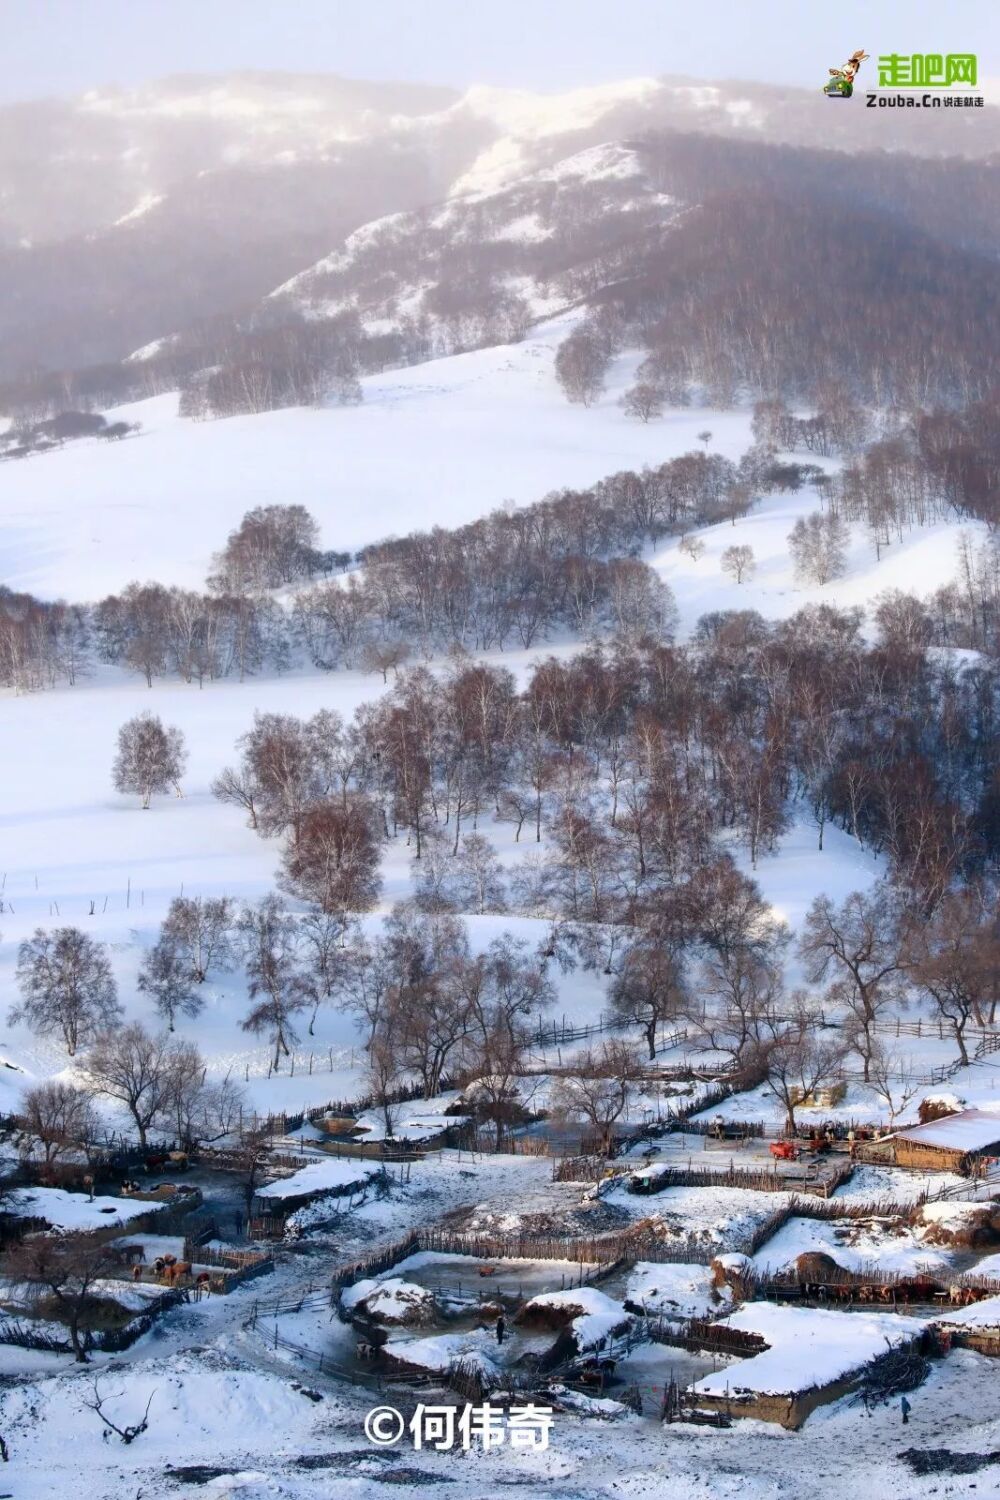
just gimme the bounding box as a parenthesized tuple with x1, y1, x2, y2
(627, 1160, 854, 1200)
(641, 1314, 769, 1359)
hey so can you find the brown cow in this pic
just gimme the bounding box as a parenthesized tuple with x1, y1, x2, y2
(166, 1260, 192, 1285)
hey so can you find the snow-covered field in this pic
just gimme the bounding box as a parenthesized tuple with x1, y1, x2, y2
(0, 315, 754, 600)
(653, 492, 985, 637)
(0, 313, 969, 1122)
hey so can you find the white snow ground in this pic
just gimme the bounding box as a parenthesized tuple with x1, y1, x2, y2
(0, 316, 754, 600)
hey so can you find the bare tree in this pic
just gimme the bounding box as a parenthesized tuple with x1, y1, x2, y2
(365, 1023, 402, 1139)
(232, 712, 316, 843)
(298, 909, 351, 1035)
(4, 1234, 126, 1362)
(678, 534, 706, 561)
(137, 935, 201, 1031)
(237, 897, 310, 1070)
(799, 886, 903, 1081)
(20, 1080, 99, 1172)
(721, 544, 755, 584)
(211, 763, 261, 830)
(112, 712, 186, 808)
(902, 887, 1000, 1065)
(160, 1045, 242, 1147)
(340, 934, 394, 1051)
(83, 1024, 178, 1148)
(549, 1040, 641, 1155)
(867, 1044, 921, 1127)
(360, 638, 412, 684)
(788, 510, 849, 585)
(461, 1021, 528, 1151)
(208, 504, 320, 593)
(760, 996, 849, 1133)
(231, 1130, 272, 1219)
(162, 896, 235, 984)
(693, 950, 784, 1083)
(555, 331, 609, 407)
(82, 1378, 156, 1444)
(279, 799, 382, 914)
(609, 937, 686, 1061)
(453, 833, 507, 914)
(11, 927, 122, 1056)
(620, 383, 664, 423)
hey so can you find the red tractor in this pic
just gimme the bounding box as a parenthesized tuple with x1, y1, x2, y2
(770, 1140, 798, 1162)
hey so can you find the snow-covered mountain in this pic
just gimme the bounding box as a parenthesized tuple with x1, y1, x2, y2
(1, 70, 997, 379)
(265, 142, 681, 355)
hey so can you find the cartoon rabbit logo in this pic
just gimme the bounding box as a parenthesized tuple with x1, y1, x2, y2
(823, 49, 869, 98)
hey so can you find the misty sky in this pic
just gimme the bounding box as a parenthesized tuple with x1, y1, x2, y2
(2, 0, 997, 102)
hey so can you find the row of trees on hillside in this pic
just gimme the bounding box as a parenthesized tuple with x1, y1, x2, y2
(8, 389, 1000, 698)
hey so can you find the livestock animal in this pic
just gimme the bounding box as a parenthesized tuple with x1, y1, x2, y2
(577, 1356, 617, 1387)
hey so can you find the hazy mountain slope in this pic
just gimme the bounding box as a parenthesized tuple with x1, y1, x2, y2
(0, 71, 996, 378)
(266, 142, 682, 354)
(0, 73, 461, 245)
(578, 186, 1000, 403)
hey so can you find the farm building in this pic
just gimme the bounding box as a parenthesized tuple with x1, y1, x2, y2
(934, 1292, 1000, 1357)
(1, 1185, 200, 1242)
(879, 1110, 1000, 1175)
(688, 1304, 926, 1428)
(253, 1156, 378, 1223)
(789, 1081, 847, 1109)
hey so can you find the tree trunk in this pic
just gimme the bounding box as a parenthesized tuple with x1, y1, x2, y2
(69, 1313, 88, 1364)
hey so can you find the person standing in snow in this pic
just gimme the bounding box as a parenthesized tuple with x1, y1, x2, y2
(901, 1395, 911, 1424)
(496, 1314, 506, 1345)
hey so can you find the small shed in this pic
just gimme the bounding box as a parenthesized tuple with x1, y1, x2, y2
(885, 1110, 1000, 1175)
(934, 1293, 1000, 1357)
(252, 1156, 377, 1221)
(789, 1081, 847, 1109)
(688, 1304, 926, 1428)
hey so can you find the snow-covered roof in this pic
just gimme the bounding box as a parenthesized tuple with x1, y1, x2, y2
(7, 1187, 156, 1232)
(522, 1287, 629, 1350)
(383, 1329, 499, 1375)
(255, 1157, 374, 1202)
(340, 1277, 434, 1322)
(936, 1293, 1000, 1329)
(624, 1262, 724, 1321)
(353, 1090, 468, 1143)
(691, 1304, 925, 1398)
(891, 1109, 1000, 1154)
